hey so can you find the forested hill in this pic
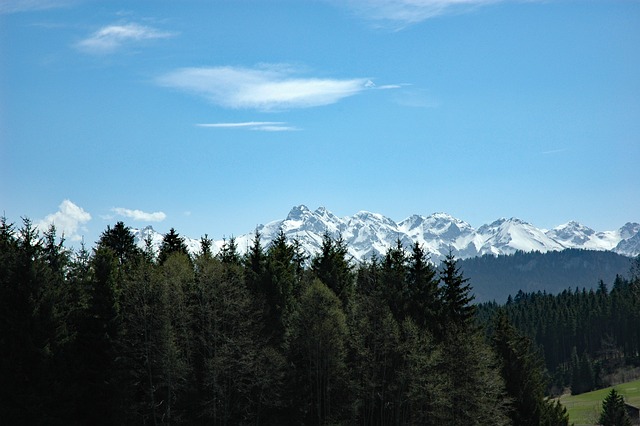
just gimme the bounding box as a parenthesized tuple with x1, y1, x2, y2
(459, 249, 632, 303)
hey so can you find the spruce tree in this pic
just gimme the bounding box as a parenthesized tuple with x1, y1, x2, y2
(381, 238, 408, 321)
(263, 229, 298, 344)
(158, 227, 190, 265)
(311, 231, 354, 308)
(287, 279, 350, 424)
(599, 388, 632, 426)
(198, 233, 213, 259)
(97, 221, 141, 267)
(218, 236, 240, 265)
(492, 310, 568, 426)
(439, 251, 475, 330)
(406, 241, 439, 329)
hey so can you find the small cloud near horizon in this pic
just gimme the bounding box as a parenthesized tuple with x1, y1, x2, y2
(36, 199, 91, 242)
(76, 22, 176, 54)
(197, 122, 300, 132)
(112, 207, 167, 222)
(158, 64, 378, 111)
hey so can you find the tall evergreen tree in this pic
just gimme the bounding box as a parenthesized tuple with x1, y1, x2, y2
(193, 255, 279, 424)
(599, 388, 632, 426)
(198, 233, 213, 259)
(492, 310, 569, 426)
(380, 238, 408, 321)
(74, 244, 122, 424)
(96, 221, 141, 267)
(406, 241, 439, 329)
(311, 232, 354, 308)
(158, 227, 190, 265)
(287, 279, 350, 425)
(117, 254, 165, 424)
(439, 250, 475, 330)
(263, 229, 299, 343)
(218, 236, 240, 265)
(243, 229, 266, 297)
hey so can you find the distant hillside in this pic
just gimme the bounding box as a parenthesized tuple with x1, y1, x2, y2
(459, 249, 633, 303)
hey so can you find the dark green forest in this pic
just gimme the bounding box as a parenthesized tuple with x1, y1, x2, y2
(460, 249, 632, 303)
(3, 217, 637, 425)
(478, 272, 640, 396)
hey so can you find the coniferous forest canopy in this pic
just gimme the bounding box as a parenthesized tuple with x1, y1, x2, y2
(2, 217, 639, 425)
(460, 249, 633, 303)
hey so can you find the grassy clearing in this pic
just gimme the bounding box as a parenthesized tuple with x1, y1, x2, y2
(556, 379, 640, 426)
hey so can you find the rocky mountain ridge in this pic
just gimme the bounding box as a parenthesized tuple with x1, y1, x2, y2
(131, 205, 640, 263)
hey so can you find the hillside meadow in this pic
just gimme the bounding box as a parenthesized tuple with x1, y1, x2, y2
(557, 379, 640, 425)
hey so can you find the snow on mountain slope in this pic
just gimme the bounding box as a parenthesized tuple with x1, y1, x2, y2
(546, 221, 597, 246)
(477, 218, 565, 256)
(130, 206, 640, 263)
(132, 225, 204, 255)
(615, 228, 640, 257)
(547, 221, 640, 252)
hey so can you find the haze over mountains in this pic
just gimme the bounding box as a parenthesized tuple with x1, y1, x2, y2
(132, 205, 640, 263)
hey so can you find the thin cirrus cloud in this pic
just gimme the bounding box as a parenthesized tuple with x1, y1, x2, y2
(157, 65, 371, 111)
(36, 199, 92, 242)
(343, 0, 513, 26)
(76, 22, 176, 54)
(0, 0, 77, 14)
(112, 207, 167, 222)
(196, 122, 299, 132)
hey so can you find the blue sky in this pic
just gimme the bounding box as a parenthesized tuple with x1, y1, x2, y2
(2, 0, 639, 245)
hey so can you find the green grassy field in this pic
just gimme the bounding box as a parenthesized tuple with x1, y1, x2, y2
(557, 379, 640, 426)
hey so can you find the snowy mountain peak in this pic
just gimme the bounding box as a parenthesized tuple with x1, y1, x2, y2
(130, 206, 640, 264)
(398, 214, 426, 231)
(620, 222, 640, 240)
(547, 221, 596, 246)
(286, 204, 312, 222)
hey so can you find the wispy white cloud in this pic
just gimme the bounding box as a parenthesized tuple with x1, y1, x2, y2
(343, 0, 520, 27)
(197, 121, 299, 131)
(254, 125, 299, 132)
(36, 199, 91, 242)
(76, 22, 176, 54)
(158, 65, 371, 111)
(112, 207, 167, 222)
(0, 0, 77, 14)
(541, 148, 568, 155)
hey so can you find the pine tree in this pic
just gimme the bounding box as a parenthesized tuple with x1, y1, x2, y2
(218, 236, 240, 265)
(492, 310, 568, 425)
(263, 229, 298, 343)
(599, 388, 632, 426)
(287, 279, 350, 424)
(74, 245, 122, 423)
(439, 250, 475, 330)
(97, 221, 141, 267)
(348, 289, 403, 425)
(156, 251, 195, 423)
(380, 238, 408, 321)
(118, 255, 165, 423)
(243, 228, 266, 297)
(158, 227, 190, 265)
(406, 241, 439, 329)
(311, 232, 354, 308)
(440, 328, 510, 425)
(198, 233, 213, 259)
(193, 255, 278, 424)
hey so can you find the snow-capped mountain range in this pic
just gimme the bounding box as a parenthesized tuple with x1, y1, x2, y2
(131, 205, 640, 263)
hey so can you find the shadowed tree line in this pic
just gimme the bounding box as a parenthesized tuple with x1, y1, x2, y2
(1, 218, 569, 425)
(477, 257, 640, 396)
